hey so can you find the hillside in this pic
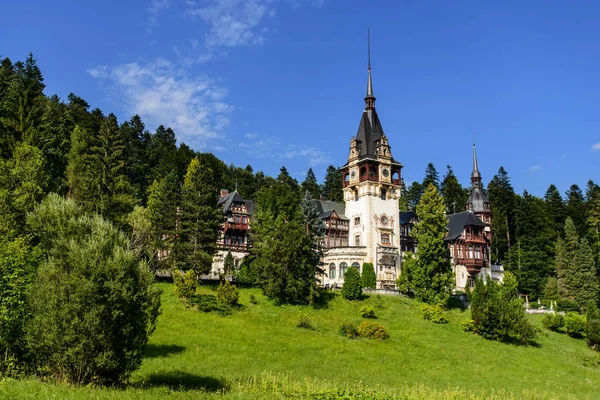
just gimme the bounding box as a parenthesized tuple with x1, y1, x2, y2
(2, 283, 599, 399)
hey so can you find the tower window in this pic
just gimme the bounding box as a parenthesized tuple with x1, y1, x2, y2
(381, 189, 387, 200)
(354, 217, 360, 225)
(381, 233, 390, 244)
(355, 235, 361, 246)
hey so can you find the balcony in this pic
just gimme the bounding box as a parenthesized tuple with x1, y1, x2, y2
(218, 244, 249, 252)
(462, 235, 487, 243)
(326, 223, 349, 230)
(224, 222, 249, 231)
(359, 174, 379, 183)
(456, 258, 487, 274)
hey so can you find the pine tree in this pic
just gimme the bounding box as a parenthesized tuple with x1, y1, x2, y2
(405, 181, 423, 210)
(120, 115, 150, 203)
(401, 184, 453, 303)
(585, 180, 600, 272)
(341, 267, 362, 300)
(487, 166, 516, 263)
(422, 163, 440, 191)
(440, 165, 466, 214)
(301, 168, 321, 200)
(66, 125, 95, 209)
(566, 184, 586, 238)
(147, 171, 181, 268)
(179, 158, 222, 274)
(322, 165, 343, 202)
(544, 184, 566, 236)
(300, 192, 325, 276)
(224, 251, 234, 275)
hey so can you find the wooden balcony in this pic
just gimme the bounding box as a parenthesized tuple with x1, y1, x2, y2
(359, 175, 379, 183)
(224, 222, 249, 232)
(456, 258, 487, 274)
(462, 235, 487, 243)
(326, 223, 349, 230)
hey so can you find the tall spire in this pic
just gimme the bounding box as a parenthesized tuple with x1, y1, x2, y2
(471, 141, 482, 187)
(365, 29, 376, 109)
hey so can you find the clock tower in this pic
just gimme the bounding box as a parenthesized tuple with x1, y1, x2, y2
(339, 53, 403, 289)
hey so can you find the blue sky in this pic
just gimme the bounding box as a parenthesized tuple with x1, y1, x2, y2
(1, 0, 599, 196)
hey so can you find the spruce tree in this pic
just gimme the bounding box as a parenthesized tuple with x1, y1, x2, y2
(487, 166, 516, 263)
(544, 184, 566, 236)
(322, 165, 343, 202)
(361, 262, 376, 289)
(300, 192, 325, 275)
(179, 158, 222, 274)
(566, 184, 586, 238)
(301, 168, 321, 200)
(422, 163, 440, 192)
(440, 165, 466, 214)
(224, 251, 234, 275)
(342, 267, 362, 300)
(402, 184, 453, 303)
(147, 171, 181, 268)
(405, 181, 423, 210)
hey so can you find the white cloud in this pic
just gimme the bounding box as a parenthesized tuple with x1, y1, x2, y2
(592, 142, 600, 151)
(238, 133, 330, 166)
(87, 59, 233, 149)
(148, 0, 172, 24)
(529, 165, 541, 171)
(244, 132, 257, 139)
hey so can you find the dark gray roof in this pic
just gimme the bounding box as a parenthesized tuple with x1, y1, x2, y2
(466, 187, 489, 214)
(218, 191, 253, 214)
(315, 200, 348, 220)
(244, 200, 255, 216)
(355, 109, 384, 158)
(445, 211, 486, 241)
(400, 211, 417, 225)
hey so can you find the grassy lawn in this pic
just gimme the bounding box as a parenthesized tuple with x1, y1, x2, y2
(2, 282, 600, 399)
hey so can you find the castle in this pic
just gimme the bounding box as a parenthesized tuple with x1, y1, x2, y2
(211, 56, 504, 291)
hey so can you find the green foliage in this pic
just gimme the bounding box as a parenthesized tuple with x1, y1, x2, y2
(556, 299, 580, 313)
(321, 165, 342, 202)
(188, 294, 231, 315)
(216, 280, 239, 306)
(341, 267, 362, 300)
(0, 237, 41, 375)
(249, 294, 259, 305)
(487, 166, 516, 264)
(542, 313, 564, 332)
(543, 277, 559, 301)
(146, 171, 180, 268)
(224, 251, 234, 275)
(461, 319, 475, 333)
(338, 322, 359, 339)
(564, 313, 586, 338)
(399, 184, 453, 304)
(420, 303, 448, 324)
(529, 302, 540, 309)
(173, 269, 197, 299)
(470, 272, 536, 344)
(356, 321, 389, 340)
(361, 262, 376, 289)
(25, 194, 161, 385)
(586, 302, 600, 351)
(300, 168, 321, 200)
(359, 306, 376, 319)
(296, 313, 313, 329)
(440, 165, 466, 214)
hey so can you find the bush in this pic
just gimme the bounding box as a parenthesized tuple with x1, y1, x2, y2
(216, 280, 239, 306)
(189, 294, 231, 315)
(557, 299, 580, 313)
(564, 313, 586, 338)
(341, 267, 362, 300)
(359, 306, 376, 319)
(249, 294, 259, 304)
(296, 313, 313, 329)
(361, 262, 376, 289)
(586, 302, 600, 351)
(529, 302, 540, 309)
(357, 321, 389, 340)
(25, 196, 161, 385)
(470, 272, 536, 344)
(447, 295, 466, 310)
(173, 269, 197, 299)
(373, 295, 384, 309)
(461, 319, 475, 333)
(420, 303, 448, 324)
(542, 313, 565, 332)
(339, 322, 358, 339)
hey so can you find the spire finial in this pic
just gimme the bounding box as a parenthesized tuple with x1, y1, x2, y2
(365, 29, 375, 108)
(471, 138, 481, 185)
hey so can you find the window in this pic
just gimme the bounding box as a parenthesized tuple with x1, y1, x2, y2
(355, 235, 361, 246)
(381, 233, 390, 244)
(339, 262, 348, 279)
(242, 216, 247, 224)
(354, 217, 360, 225)
(381, 189, 387, 200)
(354, 190, 359, 201)
(234, 215, 240, 223)
(352, 262, 360, 273)
(474, 246, 481, 259)
(468, 245, 474, 259)
(329, 263, 336, 279)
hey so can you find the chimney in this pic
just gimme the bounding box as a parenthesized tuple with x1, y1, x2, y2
(220, 189, 229, 198)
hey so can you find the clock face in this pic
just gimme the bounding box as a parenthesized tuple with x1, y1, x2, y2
(381, 216, 388, 225)
(382, 168, 390, 177)
(350, 170, 356, 179)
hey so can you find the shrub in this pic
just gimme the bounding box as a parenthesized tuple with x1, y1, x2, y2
(361, 262, 376, 289)
(564, 312, 586, 338)
(542, 313, 565, 332)
(339, 323, 358, 339)
(529, 302, 540, 309)
(341, 267, 362, 300)
(469, 272, 536, 344)
(586, 302, 600, 351)
(216, 280, 239, 306)
(359, 306, 376, 319)
(173, 269, 198, 299)
(189, 294, 231, 315)
(461, 319, 475, 333)
(420, 303, 448, 324)
(447, 295, 466, 310)
(373, 295, 384, 309)
(357, 321, 389, 340)
(296, 313, 313, 329)
(25, 196, 161, 385)
(557, 299, 580, 313)
(249, 294, 259, 304)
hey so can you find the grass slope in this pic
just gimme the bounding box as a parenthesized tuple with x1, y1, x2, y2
(2, 283, 600, 399)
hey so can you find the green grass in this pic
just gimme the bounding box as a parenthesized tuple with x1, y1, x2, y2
(2, 283, 600, 399)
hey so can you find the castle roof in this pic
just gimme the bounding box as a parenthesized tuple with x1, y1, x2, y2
(315, 200, 348, 220)
(445, 211, 486, 241)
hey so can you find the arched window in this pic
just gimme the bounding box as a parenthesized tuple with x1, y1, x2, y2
(352, 262, 361, 273)
(381, 233, 390, 244)
(468, 245, 474, 259)
(329, 263, 336, 279)
(344, 173, 349, 184)
(340, 262, 348, 279)
(360, 167, 367, 177)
